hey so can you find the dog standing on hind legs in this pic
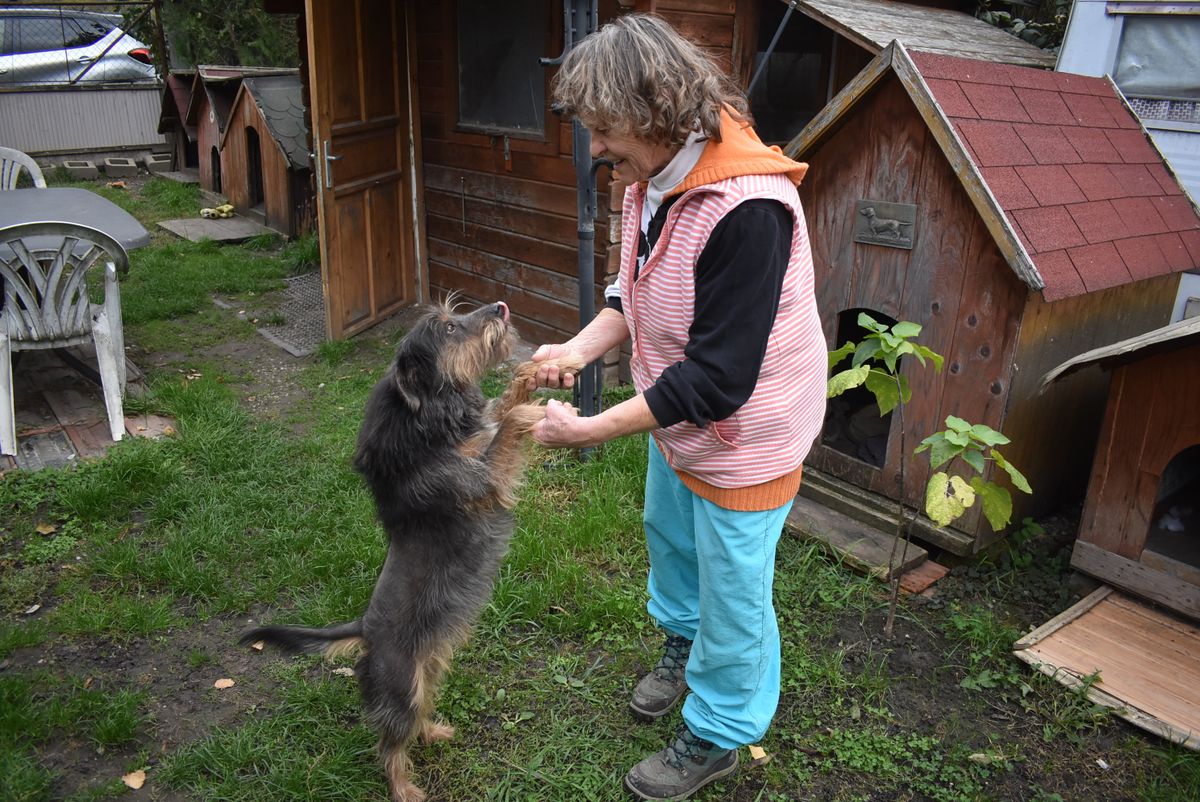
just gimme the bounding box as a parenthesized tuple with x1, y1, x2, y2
(240, 299, 583, 802)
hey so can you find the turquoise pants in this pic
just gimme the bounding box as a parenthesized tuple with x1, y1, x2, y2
(643, 437, 792, 749)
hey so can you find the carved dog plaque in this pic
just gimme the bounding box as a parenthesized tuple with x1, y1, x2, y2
(853, 200, 917, 250)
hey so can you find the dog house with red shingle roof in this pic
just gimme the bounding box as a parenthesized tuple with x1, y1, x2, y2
(785, 41, 1200, 556)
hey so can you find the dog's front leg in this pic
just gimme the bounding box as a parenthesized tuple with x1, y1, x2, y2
(482, 403, 546, 509)
(490, 356, 588, 422)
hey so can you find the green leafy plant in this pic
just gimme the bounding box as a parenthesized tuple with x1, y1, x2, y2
(977, 0, 1071, 49)
(916, 416, 1032, 531)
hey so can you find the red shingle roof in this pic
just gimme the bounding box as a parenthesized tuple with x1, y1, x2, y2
(910, 50, 1200, 302)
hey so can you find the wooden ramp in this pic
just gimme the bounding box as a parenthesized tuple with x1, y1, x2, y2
(1014, 586, 1200, 750)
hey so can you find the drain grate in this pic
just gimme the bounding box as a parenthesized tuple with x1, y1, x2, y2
(257, 272, 326, 357)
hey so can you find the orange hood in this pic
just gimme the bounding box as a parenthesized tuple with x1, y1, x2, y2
(671, 107, 809, 196)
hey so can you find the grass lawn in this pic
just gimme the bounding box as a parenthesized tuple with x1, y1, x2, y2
(2, 177, 1198, 802)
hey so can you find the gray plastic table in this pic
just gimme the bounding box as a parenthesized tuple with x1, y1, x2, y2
(0, 187, 150, 250)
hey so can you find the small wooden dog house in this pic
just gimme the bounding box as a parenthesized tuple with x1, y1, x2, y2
(157, 71, 198, 172)
(1043, 316, 1200, 621)
(786, 42, 1200, 555)
(219, 74, 314, 238)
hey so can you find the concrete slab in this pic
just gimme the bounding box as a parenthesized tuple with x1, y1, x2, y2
(158, 214, 274, 243)
(103, 157, 138, 177)
(143, 153, 173, 173)
(158, 169, 199, 184)
(62, 160, 99, 179)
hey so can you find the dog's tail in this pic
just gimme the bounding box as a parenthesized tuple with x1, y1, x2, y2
(239, 620, 365, 659)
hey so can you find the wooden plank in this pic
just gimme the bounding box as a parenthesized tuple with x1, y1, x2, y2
(899, 558, 948, 594)
(424, 164, 578, 217)
(786, 492, 927, 579)
(1012, 588, 1200, 750)
(14, 430, 77, 471)
(1015, 586, 1114, 650)
(1072, 540, 1200, 621)
(425, 189, 583, 248)
(63, 421, 115, 461)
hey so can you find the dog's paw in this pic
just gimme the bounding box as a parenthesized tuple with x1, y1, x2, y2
(420, 720, 455, 743)
(504, 403, 547, 434)
(511, 355, 588, 386)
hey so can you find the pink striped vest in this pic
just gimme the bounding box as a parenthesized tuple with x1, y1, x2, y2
(618, 172, 828, 488)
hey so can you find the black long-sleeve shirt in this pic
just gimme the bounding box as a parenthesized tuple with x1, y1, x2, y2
(607, 196, 794, 429)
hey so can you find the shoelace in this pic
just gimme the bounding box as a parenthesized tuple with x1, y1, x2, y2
(664, 728, 713, 769)
(653, 635, 691, 681)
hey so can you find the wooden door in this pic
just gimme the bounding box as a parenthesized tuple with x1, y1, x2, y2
(306, 0, 417, 338)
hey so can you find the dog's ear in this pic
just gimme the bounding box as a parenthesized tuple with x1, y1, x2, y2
(393, 364, 423, 412)
(391, 326, 436, 412)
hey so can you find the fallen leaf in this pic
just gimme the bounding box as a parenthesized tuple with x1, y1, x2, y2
(250, 641, 264, 651)
(332, 667, 355, 677)
(22, 603, 41, 615)
(121, 769, 145, 789)
(84, 676, 94, 689)
(36, 523, 57, 535)
(213, 678, 235, 689)
(162, 426, 177, 436)
(747, 745, 771, 767)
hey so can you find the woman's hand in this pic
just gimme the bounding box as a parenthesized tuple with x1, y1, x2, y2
(526, 343, 583, 390)
(532, 399, 596, 448)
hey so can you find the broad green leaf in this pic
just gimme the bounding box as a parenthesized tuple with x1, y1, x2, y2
(895, 341, 915, 357)
(883, 349, 900, 373)
(961, 447, 986, 474)
(970, 477, 1013, 531)
(852, 339, 882, 368)
(913, 344, 944, 372)
(915, 431, 961, 469)
(857, 312, 886, 333)
(945, 415, 972, 433)
(969, 423, 1010, 447)
(865, 369, 901, 415)
(892, 321, 922, 339)
(945, 429, 970, 447)
(881, 332, 901, 350)
(828, 365, 870, 398)
(829, 341, 855, 370)
(896, 372, 911, 404)
(992, 450, 1033, 494)
(925, 472, 975, 527)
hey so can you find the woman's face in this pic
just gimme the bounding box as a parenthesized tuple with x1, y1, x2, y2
(588, 127, 677, 183)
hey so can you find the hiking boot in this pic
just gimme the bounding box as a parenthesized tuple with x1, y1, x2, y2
(629, 634, 691, 720)
(624, 725, 738, 801)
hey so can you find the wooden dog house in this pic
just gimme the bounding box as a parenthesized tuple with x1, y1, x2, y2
(157, 71, 198, 172)
(786, 42, 1200, 555)
(220, 74, 315, 238)
(1043, 316, 1200, 621)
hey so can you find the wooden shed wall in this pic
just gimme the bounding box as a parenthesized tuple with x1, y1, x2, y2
(194, 92, 223, 193)
(1076, 343, 1200, 560)
(1002, 274, 1182, 544)
(223, 95, 294, 236)
(798, 74, 1026, 525)
(642, 0, 757, 82)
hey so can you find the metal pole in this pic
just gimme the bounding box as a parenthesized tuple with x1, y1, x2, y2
(746, 0, 798, 98)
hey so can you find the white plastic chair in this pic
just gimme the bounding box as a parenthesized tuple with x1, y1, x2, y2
(0, 146, 47, 190)
(1, 222, 129, 455)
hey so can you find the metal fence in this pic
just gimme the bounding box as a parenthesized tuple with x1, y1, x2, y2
(0, 1, 166, 87)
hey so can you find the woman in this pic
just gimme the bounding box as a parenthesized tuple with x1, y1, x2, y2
(531, 13, 828, 801)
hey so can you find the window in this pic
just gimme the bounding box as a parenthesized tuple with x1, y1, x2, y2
(456, 0, 546, 136)
(14, 16, 68, 54)
(63, 16, 112, 49)
(1114, 15, 1200, 101)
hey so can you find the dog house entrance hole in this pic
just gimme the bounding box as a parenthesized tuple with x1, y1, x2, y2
(1144, 445, 1200, 583)
(822, 308, 899, 469)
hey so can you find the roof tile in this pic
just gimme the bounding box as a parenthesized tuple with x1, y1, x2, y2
(1113, 236, 1171, 281)
(1016, 165, 1087, 206)
(910, 51, 991, 83)
(1066, 200, 1129, 244)
(1017, 89, 1076, 126)
(1109, 164, 1169, 198)
(1104, 129, 1163, 164)
(1151, 195, 1200, 232)
(1099, 95, 1140, 129)
(1053, 71, 1112, 96)
(1111, 196, 1170, 236)
(1062, 93, 1120, 127)
(1034, 249, 1087, 302)
(925, 79, 978, 119)
(1184, 229, 1200, 263)
(981, 167, 1037, 210)
(1146, 162, 1186, 196)
(1061, 127, 1122, 163)
(1002, 65, 1063, 92)
(953, 120, 1036, 167)
(1065, 164, 1126, 201)
(1067, 241, 1133, 291)
(1014, 123, 1081, 164)
(1013, 206, 1088, 252)
(1153, 233, 1196, 271)
(961, 83, 1031, 123)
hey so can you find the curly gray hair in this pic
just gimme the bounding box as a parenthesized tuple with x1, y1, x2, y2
(551, 13, 749, 145)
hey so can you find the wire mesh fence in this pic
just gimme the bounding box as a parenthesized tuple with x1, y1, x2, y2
(0, 1, 165, 86)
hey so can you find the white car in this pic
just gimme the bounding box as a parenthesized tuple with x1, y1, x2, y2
(0, 8, 158, 84)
